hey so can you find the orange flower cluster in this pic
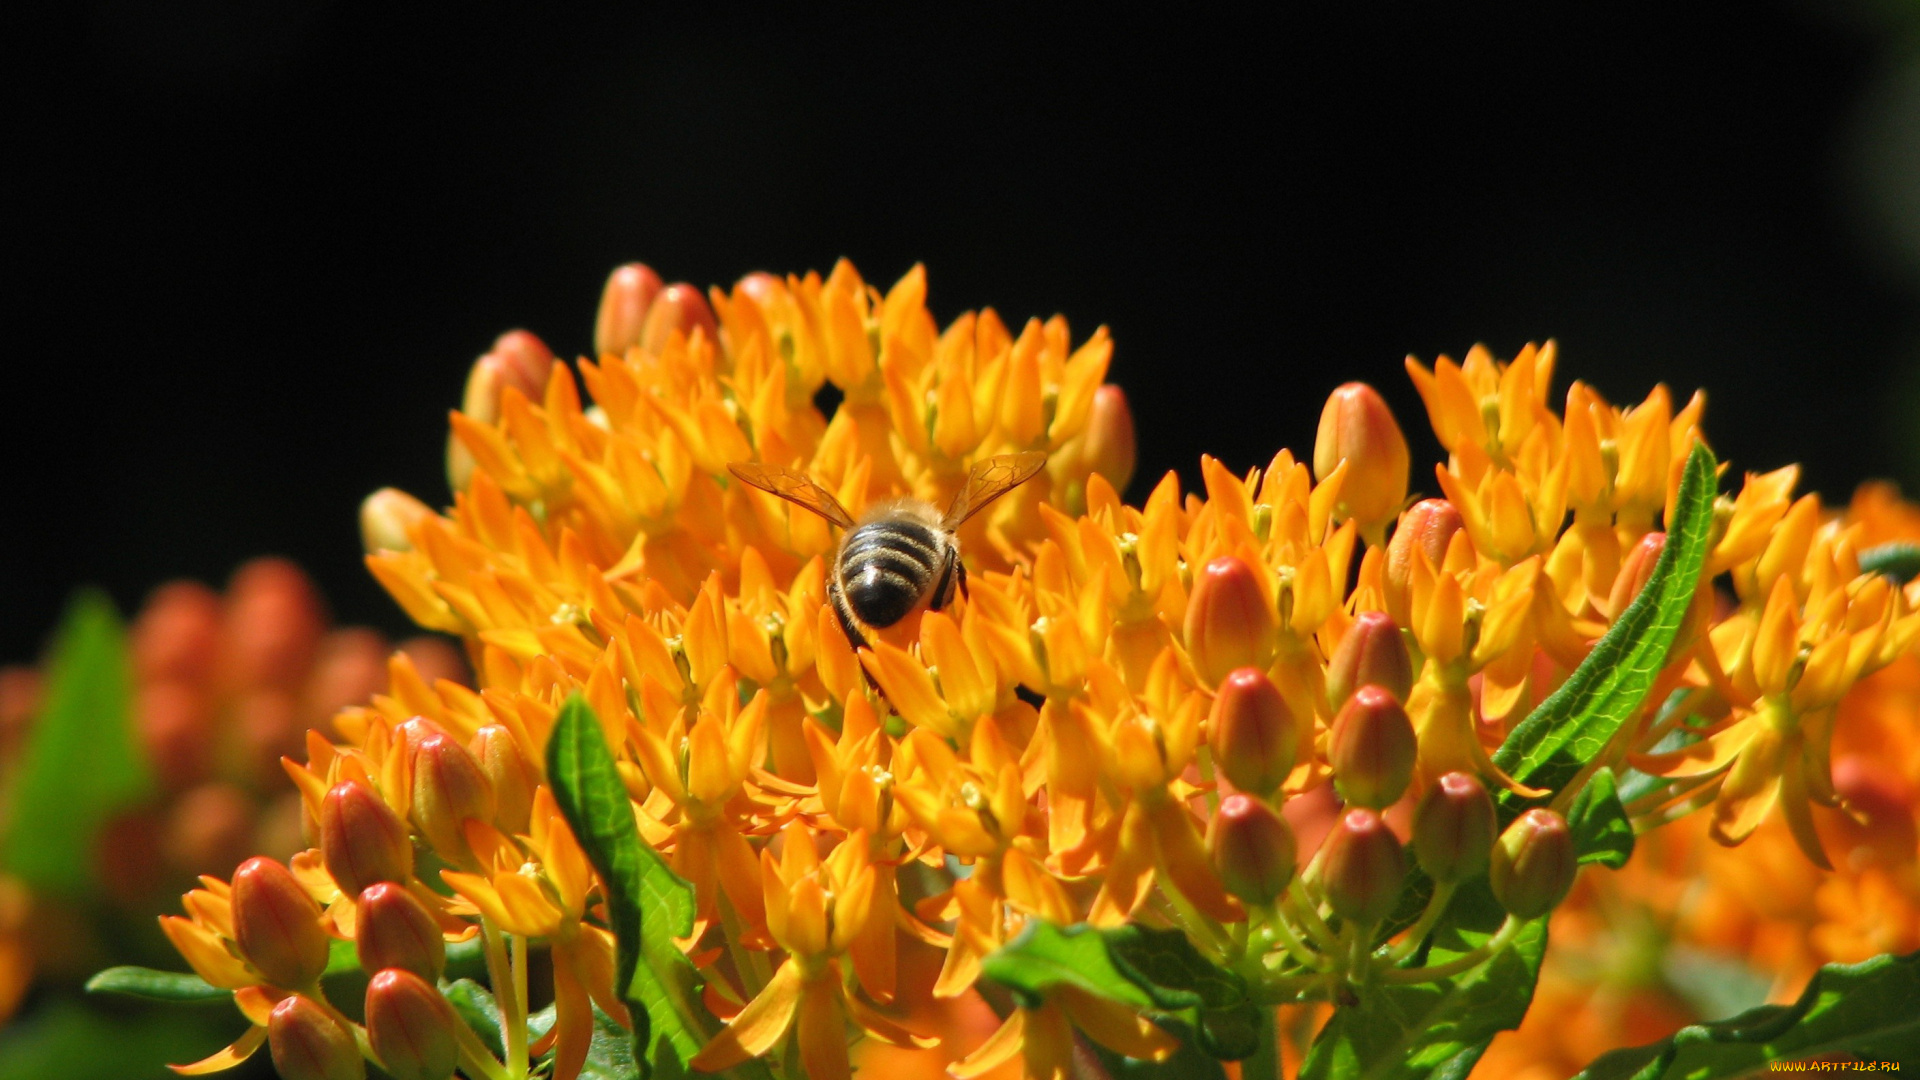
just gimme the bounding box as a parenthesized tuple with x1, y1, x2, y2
(155, 263, 1920, 1080)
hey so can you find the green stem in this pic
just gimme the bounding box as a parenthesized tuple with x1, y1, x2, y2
(1261, 906, 1331, 973)
(720, 893, 774, 996)
(1156, 875, 1234, 961)
(480, 918, 527, 1080)
(1241, 1002, 1282, 1080)
(1383, 881, 1457, 965)
(453, 1018, 515, 1080)
(1284, 877, 1338, 951)
(1376, 915, 1522, 984)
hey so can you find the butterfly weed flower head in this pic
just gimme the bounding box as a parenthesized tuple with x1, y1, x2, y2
(155, 261, 1920, 1080)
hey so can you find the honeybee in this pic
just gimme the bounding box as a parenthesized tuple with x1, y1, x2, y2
(728, 452, 1047, 648)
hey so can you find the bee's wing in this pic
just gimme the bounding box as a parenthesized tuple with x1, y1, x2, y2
(728, 461, 857, 529)
(943, 451, 1048, 528)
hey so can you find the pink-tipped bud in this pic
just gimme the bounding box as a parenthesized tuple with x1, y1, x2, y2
(1608, 531, 1667, 618)
(1082, 385, 1138, 494)
(1208, 794, 1297, 905)
(1326, 611, 1413, 709)
(1490, 808, 1576, 919)
(1209, 667, 1297, 797)
(1385, 499, 1464, 624)
(448, 332, 555, 491)
(411, 732, 495, 868)
(471, 725, 536, 834)
(1412, 771, 1496, 884)
(360, 489, 435, 555)
(131, 580, 222, 686)
(1184, 556, 1278, 689)
(223, 558, 325, 693)
(639, 282, 718, 354)
(230, 856, 329, 988)
(269, 993, 366, 1080)
(1314, 382, 1410, 537)
(320, 780, 413, 895)
(1328, 686, 1416, 810)
(1322, 808, 1407, 926)
(484, 330, 555, 404)
(365, 968, 460, 1080)
(594, 262, 664, 358)
(355, 883, 445, 984)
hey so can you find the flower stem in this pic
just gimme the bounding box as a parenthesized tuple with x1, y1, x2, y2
(1383, 880, 1457, 965)
(1376, 915, 1521, 984)
(480, 918, 527, 1079)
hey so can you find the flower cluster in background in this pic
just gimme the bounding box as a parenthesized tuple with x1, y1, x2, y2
(129, 261, 1920, 1080)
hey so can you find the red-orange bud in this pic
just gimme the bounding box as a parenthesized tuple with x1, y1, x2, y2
(1184, 556, 1278, 689)
(1082, 384, 1138, 494)
(131, 580, 222, 686)
(411, 732, 495, 868)
(231, 856, 329, 988)
(1326, 611, 1413, 709)
(1490, 808, 1575, 919)
(356, 883, 445, 984)
(594, 261, 664, 358)
(1328, 686, 1416, 810)
(269, 993, 366, 1080)
(1208, 667, 1297, 797)
(1608, 531, 1667, 618)
(1411, 771, 1496, 884)
(485, 330, 555, 402)
(365, 968, 460, 1080)
(1322, 808, 1407, 927)
(470, 724, 536, 835)
(1385, 498, 1464, 624)
(1314, 382, 1410, 537)
(640, 282, 717, 354)
(1208, 794, 1297, 906)
(223, 558, 324, 692)
(320, 780, 413, 895)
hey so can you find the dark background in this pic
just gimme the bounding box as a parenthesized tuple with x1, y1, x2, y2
(6, 3, 1920, 663)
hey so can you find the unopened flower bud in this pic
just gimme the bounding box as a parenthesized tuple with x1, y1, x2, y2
(132, 580, 222, 685)
(1082, 385, 1137, 494)
(594, 262, 663, 358)
(355, 883, 445, 984)
(471, 724, 536, 834)
(411, 732, 495, 868)
(1328, 686, 1416, 810)
(1490, 808, 1576, 919)
(269, 994, 366, 1080)
(1209, 667, 1297, 797)
(1322, 808, 1407, 926)
(640, 282, 718, 354)
(1208, 794, 1297, 905)
(484, 330, 555, 403)
(1314, 382, 1410, 538)
(1385, 499, 1464, 624)
(1326, 611, 1413, 709)
(360, 489, 434, 555)
(231, 856, 329, 988)
(1608, 531, 1666, 617)
(365, 968, 460, 1080)
(223, 558, 324, 692)
(448, 331, 555, 490)
(1411, 772, 1496, 884)
(320, 780, 413, 895)
(1184, 556, 1277, 688)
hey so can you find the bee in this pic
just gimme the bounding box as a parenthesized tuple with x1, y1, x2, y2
(728, 452, 1047, 648)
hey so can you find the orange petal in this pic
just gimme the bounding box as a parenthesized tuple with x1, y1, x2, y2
(691, 959, 803, 1071)
(169, 1024, 267, 1075)
(948, 1010, 1025, 1079)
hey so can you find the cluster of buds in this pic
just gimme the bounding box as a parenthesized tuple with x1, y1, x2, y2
(0, 559, 465, 1027)
(152, 263, 1920, 1080)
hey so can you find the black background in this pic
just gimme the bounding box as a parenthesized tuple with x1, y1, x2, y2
(5, 3, 1917, 663)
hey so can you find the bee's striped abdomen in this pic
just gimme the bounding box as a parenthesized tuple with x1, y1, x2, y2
(840, 519, 944, 628)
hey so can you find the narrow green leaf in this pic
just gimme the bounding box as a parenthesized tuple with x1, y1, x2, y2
(1859, 540, 1920, 584)
(979, 920, 1154, 1010)
(1302, 880, 1549, 1080)
(1567, 768, 1635, 869)
(83, 966, 229, 1003)
(2, 590, 150, 894)
(1574, 949, 1920, 1079)
(1493, 443, 1717, 799)
(1102, 924, 1262, 1060)
(548, 693, 746, 1080)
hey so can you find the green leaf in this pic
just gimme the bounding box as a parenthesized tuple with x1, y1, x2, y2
(548, 693, 745, 1080)
(1567, 768, 1635, 869)
(445, 978, 506, 1058)
(1493, 443, 1717, 800)
(584, 1004, 644, 1080)
(1102, 924, 1262, 1060)
(0, 998, 240, 1080)
(1302, 880, 1549, 1080)
(1859, 540, 1920, 584)
(1, 590, 151, 895)
(83, 966, 229, 1004)
(1574, 948, 1920, 1079)
(979, 920, 1155, 1011)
